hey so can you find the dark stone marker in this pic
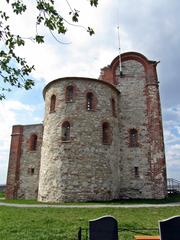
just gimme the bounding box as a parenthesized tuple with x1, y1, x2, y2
(89, 215, 118, 240)
(159, 215, 180, 240)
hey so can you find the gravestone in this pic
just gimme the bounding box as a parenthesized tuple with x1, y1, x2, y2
(159, 215, 180, 240)
(89, 215, 118, 240)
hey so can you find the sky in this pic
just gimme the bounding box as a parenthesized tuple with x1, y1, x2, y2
(0, 0, 180, 184)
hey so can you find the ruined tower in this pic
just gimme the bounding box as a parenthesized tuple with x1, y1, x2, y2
(6, 52, 167, 201)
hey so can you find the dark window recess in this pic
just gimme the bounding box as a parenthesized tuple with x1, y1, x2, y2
(50, 94, 56, 112)
(29, 134, 38, 151)
(129, 129, 138, 147)
(66, 86, 74, 102)
(102, 122, 111, 144)
(28, 168, 35, 175)
(134, 167, 139, 178)
(86, 92, 94, 110)
(62, 121, 70, 141)
(111, 98, 116, 117)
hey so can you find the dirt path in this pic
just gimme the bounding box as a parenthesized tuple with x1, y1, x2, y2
(0, 202, 180, 208)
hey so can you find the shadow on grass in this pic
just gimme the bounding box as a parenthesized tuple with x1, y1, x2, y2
(0, 191, 5, 198)
(0, 193, 180, 205)
(86, 193, 180, 205)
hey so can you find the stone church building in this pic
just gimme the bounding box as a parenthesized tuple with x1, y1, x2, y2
(6, 52, 167, 202)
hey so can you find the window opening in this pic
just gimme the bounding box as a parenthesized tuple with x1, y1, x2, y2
(102, 122, 110, 144)
(50, 94, 56, 112)
(111, 98, 116, 117)
(62, 121, 70, 141)
(66, 86, 74, 102)
(28, 168, 35, 175)
(29, 134, 37, 151)
(134, 167, 139, 178)
(130, 129, 138, 147)
(87, 92, 94, 111)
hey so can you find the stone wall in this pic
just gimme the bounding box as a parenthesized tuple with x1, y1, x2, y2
(100, 52, 167, 199)
(116, 59, 153, 198)
(17, 124, 43, 199)
(38, 77, 120, 202)
(6, 52, 167, 201)
(6, 124, 43, 199)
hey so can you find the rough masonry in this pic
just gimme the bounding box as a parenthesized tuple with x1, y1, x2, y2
(6, 52, 167, 202)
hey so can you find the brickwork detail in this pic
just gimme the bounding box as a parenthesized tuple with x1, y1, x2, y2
(6, 52, 167, 202)
(100, 52, 167, 199)
(6, 125, 23, 199)
(6, 124, 43, 199)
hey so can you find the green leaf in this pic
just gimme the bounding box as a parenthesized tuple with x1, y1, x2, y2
(90, 0, 98, 7)
(35, 35, 44, 43)
(11, 0, 27, 14)
(16, 35, 25, 46)
(87, 27, 95, 36)
(72, 11, 79, 22)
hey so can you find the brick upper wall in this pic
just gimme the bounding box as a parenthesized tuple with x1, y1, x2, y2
(6, 124, 43, 199)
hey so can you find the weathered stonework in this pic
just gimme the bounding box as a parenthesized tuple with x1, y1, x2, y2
(17, 124, 43, 199)
(38, 78, 120, 202)
(100, 52, 167, 199)
(6, 124, 43, 199)
(6, 52, 167, 202)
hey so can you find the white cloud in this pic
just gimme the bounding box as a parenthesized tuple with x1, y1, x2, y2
(165, 105, 180, 118)
(1, 0, 180, 183)
(3, 100, 35, 112)
(163, 105, 180, 179)
(0, 100, 42, 184)
(175, 126, 180, 135)
(166, 143, 180, 179)
(2, 0, 133, 84)
(164, 129, 177, 144)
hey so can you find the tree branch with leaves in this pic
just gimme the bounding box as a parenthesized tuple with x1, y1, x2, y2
(0, 0, 98, 99)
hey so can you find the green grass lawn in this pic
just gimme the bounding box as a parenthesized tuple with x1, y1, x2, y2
(0, 192, 4, 198)
(0, 206, 180, 240)
(1, 193, 180, 205)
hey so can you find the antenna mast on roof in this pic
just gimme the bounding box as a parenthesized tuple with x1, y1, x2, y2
(117, 25, 123, 77)
(117, 0, 123, 78)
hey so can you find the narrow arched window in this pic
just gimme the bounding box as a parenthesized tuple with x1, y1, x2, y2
(86, 92, 94, 111)
(50, 94, 56, 113)
(62, 121, 70, 141)
(129, 129, 138, 147)
(29, 134, 38, 151)
(111, 98, 116, 117)
(102, 122, 111, 144)
(134, 167, 139, 178)
(66, 85, 74, 102)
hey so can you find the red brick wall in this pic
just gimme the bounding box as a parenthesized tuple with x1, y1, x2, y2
(6, 125, 23, 199)
(99, 52, 167, 198)
(146, 66, 167, 197)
